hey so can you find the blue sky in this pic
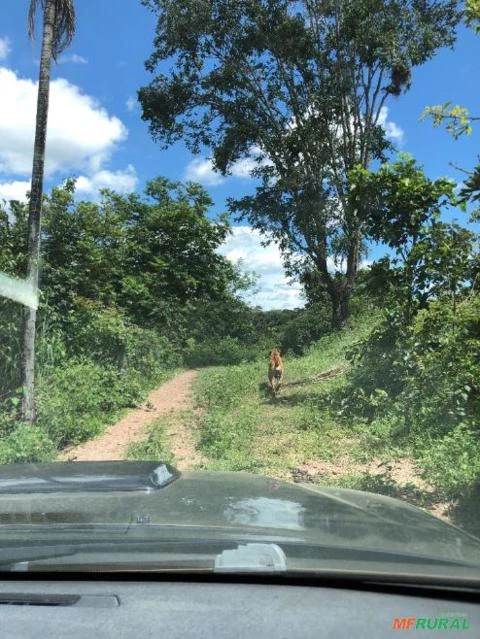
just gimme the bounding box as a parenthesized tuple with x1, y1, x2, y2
(0, 1, 478, 309)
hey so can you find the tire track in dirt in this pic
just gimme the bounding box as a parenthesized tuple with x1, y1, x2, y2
(58, 369, 201, 466)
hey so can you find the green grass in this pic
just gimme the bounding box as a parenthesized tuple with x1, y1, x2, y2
(193, 313, 381, 479)
(126, 416, 175, 463)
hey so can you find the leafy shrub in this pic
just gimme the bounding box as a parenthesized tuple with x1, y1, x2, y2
(127, 418, 174, 463)
(0, 423, 54, 464)
(125, 326, 181, 379)
(342, 293, 480, 495)
(281, 302, 330, 355)
(340, 310, 409, 420)
(401, 296, 480, 435)
(0, 299, 22, 394)
(183, 336, 259, 367)
(62, 298, 131, 367)
(416, 425, 480, 496)
(36, 359, 144, 447)
(60, 298, 180, 380)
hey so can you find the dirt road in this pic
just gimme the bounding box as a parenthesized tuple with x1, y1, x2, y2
(59, 369, 200, 466)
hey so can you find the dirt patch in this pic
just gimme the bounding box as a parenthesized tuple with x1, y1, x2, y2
(365, 458, 432, 490)
(290, 456, 455, 522)
(292, 456, 430, 488)
(165, 406, 206, 471)
(59, 369, 199, 463)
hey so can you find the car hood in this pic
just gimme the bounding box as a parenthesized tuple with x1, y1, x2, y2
(0, 461, 479, 569)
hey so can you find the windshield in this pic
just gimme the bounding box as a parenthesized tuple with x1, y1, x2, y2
(0, 0, 479, 583)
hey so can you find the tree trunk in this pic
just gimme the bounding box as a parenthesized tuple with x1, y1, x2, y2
(318, 217, 361, 331)
(21, 0, 55, 423)
(330, 281, 349, 330)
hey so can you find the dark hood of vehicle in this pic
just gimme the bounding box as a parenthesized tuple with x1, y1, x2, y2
(0, 461, 479, 567)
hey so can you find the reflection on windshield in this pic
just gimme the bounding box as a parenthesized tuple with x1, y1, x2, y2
(224, 498, 305, 531)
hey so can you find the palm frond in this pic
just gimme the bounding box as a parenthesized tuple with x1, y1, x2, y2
(28, 0, 76, 58)
(52, 0, 76, 58)
(28, 0, 42, 41)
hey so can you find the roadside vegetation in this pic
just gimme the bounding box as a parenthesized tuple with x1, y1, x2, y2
(0, 178, 247, 461)
(0, 0, 479, 540)
(127, 417, 175, 464)
(186, 290, 480, 536)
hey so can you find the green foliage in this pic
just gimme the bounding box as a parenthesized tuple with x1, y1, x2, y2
(183, 337, 260, 367)
(402, 296, 480, 434)
(459, 162, 480, 209)
(0, 299, 23, 394)
(465, 0, 480, 32)
(59, 297, 181, 374)
(341, 156, 480, 496)
(40, 178, 239, 332)
(140, 0, 460, 327)
(341, 294, 480, 493)
(350, 155, 461, 248)
(0, 423, 54, 464)
(35, 360, 144, 447)
(181, 295, 258, 347)
(250, 308, 299, 348)
(417, 425, 480, 496)
(127, 418, 174, 463)
(350, 156, 476, 318)
(281, 302, 331, 355)
(421, 102, 477, 138)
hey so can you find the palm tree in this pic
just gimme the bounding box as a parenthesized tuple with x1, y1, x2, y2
(21, 0, 76, 422)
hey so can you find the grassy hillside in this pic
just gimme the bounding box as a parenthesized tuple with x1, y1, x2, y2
(177, 312, 478, 536)
(193, 314, 376, 478)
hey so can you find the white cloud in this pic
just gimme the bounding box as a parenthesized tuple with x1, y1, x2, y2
(74, 164, 138, 197)
(126, 96, 137, 112)
(230, 157, 258, 179)
(230, 145, 273, 178)
(0, 67, 127, 177)
(185, 158, 225, 186)
(0, 37, 11, 61)
(218, 226, 372, 310)
(185, 146, 273, 186)
(59, 53, 88, 64)
(0, 180, 30, 203)
(218, 226, 305, 310)
(378, 106, 404, 144)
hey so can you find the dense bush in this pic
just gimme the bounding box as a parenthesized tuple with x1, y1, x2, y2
(281, 302, 331, 355)
(0, 423, 54, 464)
(0, 300, 22, 395)
(35, 359, 145, 448)
(62, 298, 181, 376)
(403, 296, 480, 435)
(416, 424, 480, 496)
(339, 293, 480, 491)
(183, 336, 259, 367)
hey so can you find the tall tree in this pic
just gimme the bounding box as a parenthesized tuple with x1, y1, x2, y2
(21, 0, 76, 422)
(139, 0, 459, 328)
